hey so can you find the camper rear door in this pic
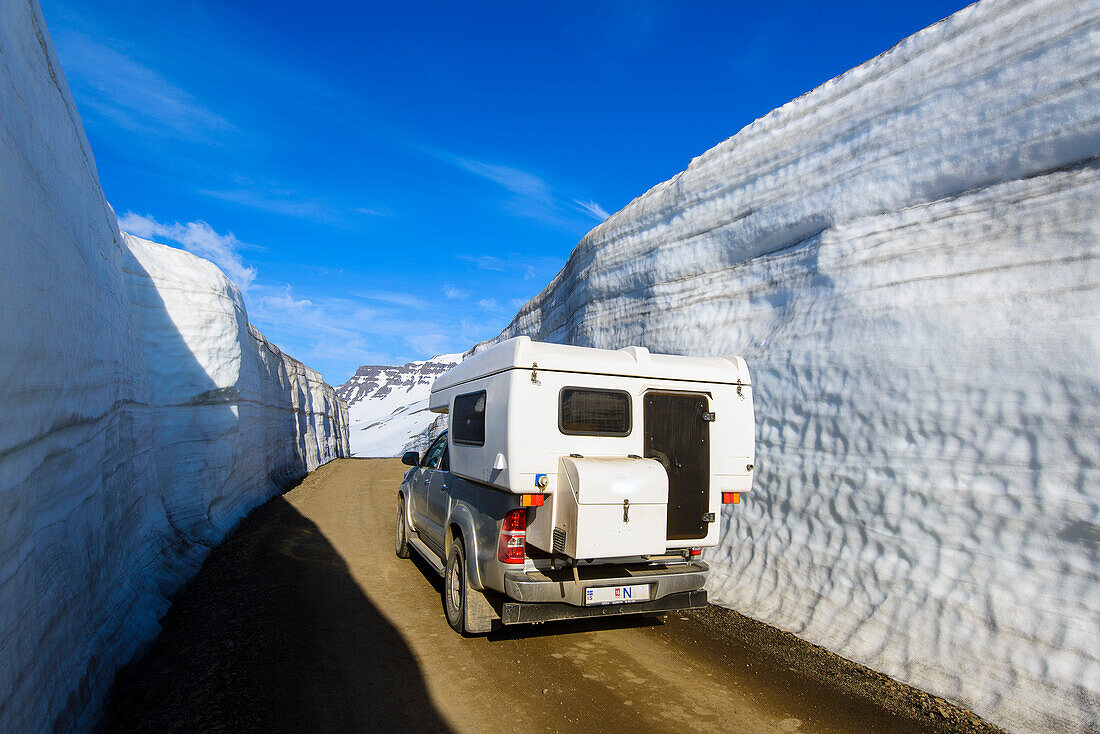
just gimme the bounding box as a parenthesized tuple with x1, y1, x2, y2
(644, 392, 711, 541)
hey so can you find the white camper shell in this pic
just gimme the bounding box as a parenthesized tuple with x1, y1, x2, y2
(429, 337, 755, 559)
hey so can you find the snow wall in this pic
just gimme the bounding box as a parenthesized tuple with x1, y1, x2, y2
(0, 3, 349, 732)
(487, 1, 1100, 731)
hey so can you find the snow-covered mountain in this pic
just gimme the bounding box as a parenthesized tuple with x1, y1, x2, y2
(469, 1, 1099, 732)
(337, 354, 461, 457)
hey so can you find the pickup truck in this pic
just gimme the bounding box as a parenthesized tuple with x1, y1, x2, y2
(394, 337, 754, 634)
(396, 430, 711, 634)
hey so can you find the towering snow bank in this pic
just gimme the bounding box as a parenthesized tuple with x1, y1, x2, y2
(489, 1, 1100, 731)
(336, 355, 460, 457)
(0, 3, 348, 732)
(123, 233, 350, 549)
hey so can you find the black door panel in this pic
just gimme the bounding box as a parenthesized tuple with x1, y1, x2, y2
(644, 393, 710, 541)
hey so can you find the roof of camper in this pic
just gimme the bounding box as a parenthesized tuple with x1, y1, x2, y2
(431, 336, 749, 393)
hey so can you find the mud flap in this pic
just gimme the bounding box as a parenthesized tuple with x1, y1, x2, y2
(464, 586, 499, 634)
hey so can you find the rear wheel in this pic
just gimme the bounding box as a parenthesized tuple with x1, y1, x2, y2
(395, 496, 410, 559)
(444, 539, 467, 633)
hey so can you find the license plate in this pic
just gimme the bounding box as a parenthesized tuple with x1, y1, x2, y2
(584, 584, 651, 605)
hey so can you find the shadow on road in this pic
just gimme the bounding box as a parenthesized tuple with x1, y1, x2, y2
(485, 613, 664, 642)
(106, 496, 451, 734)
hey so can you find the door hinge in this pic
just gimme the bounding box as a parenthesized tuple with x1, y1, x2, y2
(701, 512, 716, 523)
(702, 411, 716, 422)
(623, 499, 630, 523)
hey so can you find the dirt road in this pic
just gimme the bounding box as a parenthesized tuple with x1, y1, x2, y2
(107, 459, 998, 733)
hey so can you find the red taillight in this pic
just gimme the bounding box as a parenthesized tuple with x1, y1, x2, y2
(501, 508, 526, 532)
(498, 508, 527, 564)
(689, 548, 702, 557)
(722, 492, 741, 504)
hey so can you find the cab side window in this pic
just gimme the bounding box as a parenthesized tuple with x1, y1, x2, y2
(423, 435, 447, 469)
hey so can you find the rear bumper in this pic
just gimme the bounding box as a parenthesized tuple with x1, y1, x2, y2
(503, 560, 708, 606)
(501, 589, 707, 625)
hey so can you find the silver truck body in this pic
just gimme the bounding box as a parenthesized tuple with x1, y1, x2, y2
(397, 431, 709, 634)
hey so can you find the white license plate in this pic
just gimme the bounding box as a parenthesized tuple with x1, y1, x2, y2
(584, 584, 651, 606)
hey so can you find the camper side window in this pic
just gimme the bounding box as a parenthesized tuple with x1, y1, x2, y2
(452, 391, 486, 446)
(559, 387, 632, 437)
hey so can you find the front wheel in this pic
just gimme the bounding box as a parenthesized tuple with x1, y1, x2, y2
(395, 495, 410, 559)
(443, 539, 467, 633)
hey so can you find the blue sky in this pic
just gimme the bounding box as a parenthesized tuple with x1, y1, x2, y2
(42, 0, 969, 385)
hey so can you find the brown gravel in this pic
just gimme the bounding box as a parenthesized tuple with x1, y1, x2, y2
(105, 458, 1004, 734)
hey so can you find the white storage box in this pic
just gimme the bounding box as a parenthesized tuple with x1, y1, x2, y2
(553, 456, 668, 559)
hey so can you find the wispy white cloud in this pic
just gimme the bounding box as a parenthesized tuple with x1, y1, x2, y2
(117, 216, 433, 368)
(115, 212, 543, 382)
(477, 297, 526, 322)
(422, 148, 609, 231)
(118, 212, 257, 290)
(459, 253, 562, 280)
(450, 158, 552, 201)
(199, 187, 387, 226)
(355, 290, 431, 310)
(572, 199, 610, 221)
(249, 284, 470, 381)
(459, 317, 501, 345)
(55, 31, 231, 141)
(405, 333, 452, 357)
(460, 255, 509, 272)
(249, 287, 373, 350)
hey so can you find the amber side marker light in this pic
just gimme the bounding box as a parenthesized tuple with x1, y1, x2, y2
(721, 492, 741, 504)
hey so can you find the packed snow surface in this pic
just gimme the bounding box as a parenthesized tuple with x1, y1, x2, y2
(0, 3, 349, 731)
(482, 0, 1100, 731)
(336, 355, 460, 457)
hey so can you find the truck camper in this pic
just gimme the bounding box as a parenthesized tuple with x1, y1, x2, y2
(395, 336, 754, 634)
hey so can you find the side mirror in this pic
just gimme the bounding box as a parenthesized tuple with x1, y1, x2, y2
(401, 451, 420, 467)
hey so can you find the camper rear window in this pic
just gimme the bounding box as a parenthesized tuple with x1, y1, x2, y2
(452, 391, 486, 445)
(559, 388, 631, 436)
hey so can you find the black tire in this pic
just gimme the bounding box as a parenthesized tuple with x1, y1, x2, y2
(395, 495, 410, 559)
(443, 538, 467, 633)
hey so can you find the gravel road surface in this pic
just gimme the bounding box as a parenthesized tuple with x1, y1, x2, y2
(107, 459, 1000, 733)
